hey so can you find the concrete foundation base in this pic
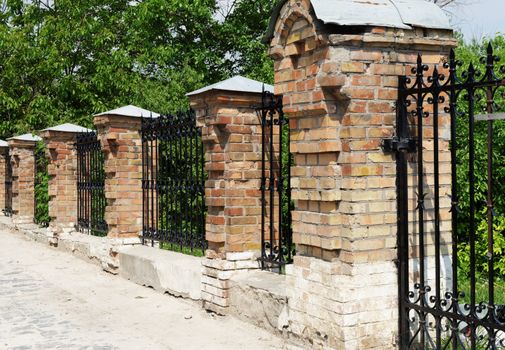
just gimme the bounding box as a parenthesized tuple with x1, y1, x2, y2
(118, 245, 202, 301)
(229, 269, 290, 334)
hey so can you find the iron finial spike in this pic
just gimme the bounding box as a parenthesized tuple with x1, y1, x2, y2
(487, 42, 493, 56)
(468, 62, 475, 73)
(449, 49, 456, 69)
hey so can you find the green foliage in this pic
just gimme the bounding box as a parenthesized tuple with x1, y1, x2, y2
(455, 35, 505, 279)
(0, 1, 275, 139)
(34, 140, 49, 226)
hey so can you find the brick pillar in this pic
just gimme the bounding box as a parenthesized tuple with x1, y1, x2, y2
(267, 1, 455, 349)
(8, 134, 41, 224)
(0, 141, 8, 214)
(40, 124, 91, 232)
(187, 76, 270, 314)
(93, 105, 151, 238)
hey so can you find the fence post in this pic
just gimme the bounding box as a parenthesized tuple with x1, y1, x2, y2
(266, 1, 456, 348)
(187, 76, 270, 314)
(40, 124, 92, 233)
(93, 105, 153, 239)
(0, 140, 8, 215)
(7, 134, 41, 225)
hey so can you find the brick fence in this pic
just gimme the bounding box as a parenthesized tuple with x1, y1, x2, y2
(0, 1, 458, 348)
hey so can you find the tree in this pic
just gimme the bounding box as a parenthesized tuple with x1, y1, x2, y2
(0, 0, 226, 138)
(454, 34, 505, 278)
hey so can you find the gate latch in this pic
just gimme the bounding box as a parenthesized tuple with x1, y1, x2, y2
(381, 137, 417, 153)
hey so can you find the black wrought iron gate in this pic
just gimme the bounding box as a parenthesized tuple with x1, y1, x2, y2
(141, 111, 206, 254)
(387, 46, 505, 349)
(3, 153, 12, 216)
(257, 90, 293, 270)
(76, 132, 107, 236)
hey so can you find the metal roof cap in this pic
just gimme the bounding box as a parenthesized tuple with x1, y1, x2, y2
(187, 76, 274, 96)
(94, 105, 160, 118)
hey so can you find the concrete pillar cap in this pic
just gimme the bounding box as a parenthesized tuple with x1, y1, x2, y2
(94, 105, 160, 119)
(7, 133, 42, 142)
(186, 75, 273, 97)
(41, 123, 93, 133)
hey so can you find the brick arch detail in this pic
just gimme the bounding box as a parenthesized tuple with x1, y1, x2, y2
(268, 0, 321, 60)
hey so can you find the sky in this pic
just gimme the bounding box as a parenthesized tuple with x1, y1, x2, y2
(445, 0, 505, 41)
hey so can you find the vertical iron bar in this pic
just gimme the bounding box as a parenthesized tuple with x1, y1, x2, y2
(467, 64, 477, 350)
(486, 76, 495, 311)
(86, 139, 91, 234)
(169, 119, 173, 245)
(155, 125, 159, 245)
(183, 118, 189, 250)
(178, 115, 182, 251)
(190, 119, 195, 252)
(260, 96, 267, 268)
(448, 49, 459, 350)
(269, 109, 275, 261)
(397, 76, 411, 350)
(150, 127, 155, 246)
(432, 69, 442, 350)
(415, 55, 427, 348)
(141, 122, 146, 245)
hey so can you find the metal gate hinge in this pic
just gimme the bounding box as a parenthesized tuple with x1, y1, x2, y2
(381, 137, 416, 153)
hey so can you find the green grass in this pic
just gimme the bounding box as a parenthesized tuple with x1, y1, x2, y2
(457, 270, 505, 305)
(160, 242, 205, 257)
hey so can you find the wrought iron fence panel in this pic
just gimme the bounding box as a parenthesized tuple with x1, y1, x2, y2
(385, 45, 505, 349)
(3, 153, 12, 217)
(257, 90, 293, 271)
(34, 142, 49, 226)
(141, 111, 206, 254)
(76, 132, 107, 236)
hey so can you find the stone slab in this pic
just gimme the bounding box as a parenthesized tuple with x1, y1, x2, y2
(229, 270, 289, 333)
(118, 245, 202, 301)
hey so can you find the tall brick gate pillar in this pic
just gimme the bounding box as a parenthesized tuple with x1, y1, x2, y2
(93, 105, 155, 239)
(266, 1, 455, 349)
(7, 134, 42, 224)
(0, 140, 8, 214)
(40, 123, 92, 233)
(187, 76, 271, 314)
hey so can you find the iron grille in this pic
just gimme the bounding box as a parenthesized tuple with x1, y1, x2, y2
(34, 142, 49, 226)
(3, 153, 12, 217)
(257, 90, 293, 271)
(76, 131, 107, 236)
(141, 111, 206, 254)
(390, 45, 505, 349)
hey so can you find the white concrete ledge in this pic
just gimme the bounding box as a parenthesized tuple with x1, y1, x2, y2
(118, 245, 202, 301)
(229, 269, 289, 333)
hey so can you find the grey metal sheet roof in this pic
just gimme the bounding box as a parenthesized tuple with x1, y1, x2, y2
(0, 140, 8, 147)
(264, 0, 451, 43)
(311, 0, 410, 29)
(94, 105, 160, 118)
(186, 76, 274, 96)
(392, 0, 452, 30)
(7, 133, 42, 142)
(41, 123, 93, 133)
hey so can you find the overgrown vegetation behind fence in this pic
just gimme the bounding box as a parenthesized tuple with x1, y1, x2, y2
(34, 141, 49, 226)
